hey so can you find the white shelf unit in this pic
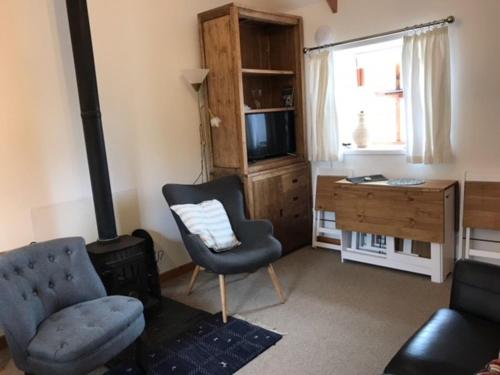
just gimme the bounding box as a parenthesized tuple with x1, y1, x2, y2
(341, 232, 446, 281)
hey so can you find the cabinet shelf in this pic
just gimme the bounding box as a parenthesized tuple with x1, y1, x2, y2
(245, 107, 295, 114)
(248, 155, 300, 173)
(242, 68, 295, 76)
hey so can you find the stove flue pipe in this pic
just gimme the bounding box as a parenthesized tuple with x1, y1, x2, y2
(66, 0, 117, 241)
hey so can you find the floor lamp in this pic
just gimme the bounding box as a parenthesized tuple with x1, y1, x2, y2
(183, 69, 213, 183)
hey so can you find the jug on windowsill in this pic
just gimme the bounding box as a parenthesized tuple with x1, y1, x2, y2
(353, 111, 369, 148)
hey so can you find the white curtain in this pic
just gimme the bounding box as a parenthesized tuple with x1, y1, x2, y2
(306, 50, 341, 161)
(402, 27, 452, 164)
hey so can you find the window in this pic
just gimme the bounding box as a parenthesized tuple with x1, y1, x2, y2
(334, 38, 405, 150)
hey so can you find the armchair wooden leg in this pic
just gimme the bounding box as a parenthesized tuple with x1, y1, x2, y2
(219, 274, 228, 323)
(187, 265, 202, 295)
(267, 264, 285, 303)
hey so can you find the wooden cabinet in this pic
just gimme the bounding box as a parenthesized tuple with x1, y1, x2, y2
(246, 164, 312, 254)
(199, 4, 311, 254)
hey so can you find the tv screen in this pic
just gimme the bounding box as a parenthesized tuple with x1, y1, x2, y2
(245, 111, 296, 162)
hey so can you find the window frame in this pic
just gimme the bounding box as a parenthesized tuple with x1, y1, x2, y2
(332, 35, 406, 154)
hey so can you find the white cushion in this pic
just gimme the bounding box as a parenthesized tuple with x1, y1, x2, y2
(171, 199, 241, 252)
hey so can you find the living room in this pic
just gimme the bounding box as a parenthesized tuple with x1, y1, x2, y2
(1, 0, 499, 374)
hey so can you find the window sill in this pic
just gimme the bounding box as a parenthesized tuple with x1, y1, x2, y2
(342, 145, 406, 156)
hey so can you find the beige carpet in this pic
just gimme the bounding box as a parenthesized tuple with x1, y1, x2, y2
(0, 247, 451, 375)
(163, 247, 451, 375)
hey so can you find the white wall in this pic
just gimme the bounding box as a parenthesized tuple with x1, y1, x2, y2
(0, 0, 282, 272)
(2, 0, 499, 273)
(291, 0, 500, 181)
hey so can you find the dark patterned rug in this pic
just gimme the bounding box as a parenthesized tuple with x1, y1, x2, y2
(106, 298, 282, 375)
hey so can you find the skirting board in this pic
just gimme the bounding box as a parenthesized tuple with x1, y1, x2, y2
(159, 262, 195, 284)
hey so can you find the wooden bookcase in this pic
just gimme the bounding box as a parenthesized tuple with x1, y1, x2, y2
(198, 3, 311, 254)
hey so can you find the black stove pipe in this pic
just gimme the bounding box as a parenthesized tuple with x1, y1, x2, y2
(66, 0, 118, 241)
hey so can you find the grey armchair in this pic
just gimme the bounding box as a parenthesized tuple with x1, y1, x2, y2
(0, 237, 145, 375)
(162, 175, 285, 323)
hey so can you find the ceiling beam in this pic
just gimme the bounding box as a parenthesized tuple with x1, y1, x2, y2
(326, 0, 337, 13)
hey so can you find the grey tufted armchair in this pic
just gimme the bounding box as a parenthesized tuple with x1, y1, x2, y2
(0, 237, 145, 375)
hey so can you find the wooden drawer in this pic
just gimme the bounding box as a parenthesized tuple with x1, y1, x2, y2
(281, 167, 309, 192)
(282, 189, 309, 217)
(278, 211, 311, 252)
(283, 209, 310, 228)
(331, 184, 446, 243)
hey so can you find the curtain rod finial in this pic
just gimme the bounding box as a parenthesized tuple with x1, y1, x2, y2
(447, 16, 455, 24)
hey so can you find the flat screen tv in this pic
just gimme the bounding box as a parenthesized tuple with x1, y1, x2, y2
(245, 110, 296, 162)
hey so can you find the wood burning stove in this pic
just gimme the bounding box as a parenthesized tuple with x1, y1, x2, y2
(87, 234, 161, 312)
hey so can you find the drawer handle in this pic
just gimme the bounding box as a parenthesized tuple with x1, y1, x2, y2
(292, 178, 299, 183)
(292, 196, 299, 201)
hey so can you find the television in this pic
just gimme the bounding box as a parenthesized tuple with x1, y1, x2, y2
(245, 110, 296, 162)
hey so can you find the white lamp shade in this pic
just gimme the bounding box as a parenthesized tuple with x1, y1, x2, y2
(315, 25, 334, 45)
(182, 69, 209, 91)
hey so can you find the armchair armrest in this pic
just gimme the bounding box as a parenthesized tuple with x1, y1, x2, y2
(233, 219, 274, 242)
(183, 234, 217, 269)
(450, 259, 500, 324)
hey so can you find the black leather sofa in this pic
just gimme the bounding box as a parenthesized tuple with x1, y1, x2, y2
(385, 259, 500, 375)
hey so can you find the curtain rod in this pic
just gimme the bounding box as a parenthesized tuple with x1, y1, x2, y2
(303, 16, 455, 54)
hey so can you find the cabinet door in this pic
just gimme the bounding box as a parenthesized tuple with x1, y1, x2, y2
(251, 174, 283, 227)
(202, 15, 244, 170)
(249, 173, 288, 254)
